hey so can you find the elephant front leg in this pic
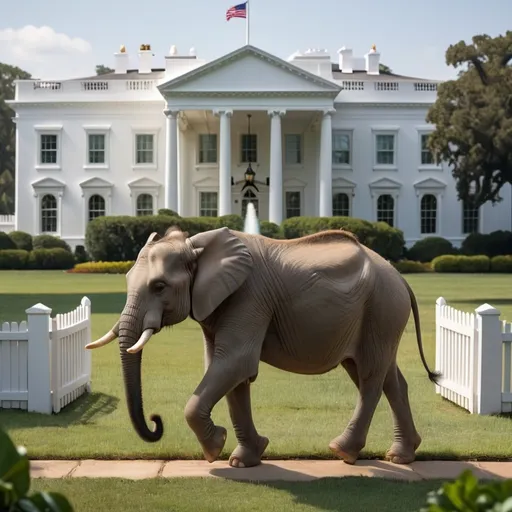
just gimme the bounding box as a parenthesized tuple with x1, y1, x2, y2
(226, 379, 269, 468)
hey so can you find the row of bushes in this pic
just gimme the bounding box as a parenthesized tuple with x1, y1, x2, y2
(0, 248, 76, 270)
(84, 213, 405, 262)
(68, 254, 512, 275)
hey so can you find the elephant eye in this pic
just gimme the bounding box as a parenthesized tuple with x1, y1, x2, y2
(152, 281, 166, 293)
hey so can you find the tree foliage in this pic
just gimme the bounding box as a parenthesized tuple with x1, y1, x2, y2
(426, 31, 512, 207)
(0, 62, 31, 214)
(95, 64, 114, 75)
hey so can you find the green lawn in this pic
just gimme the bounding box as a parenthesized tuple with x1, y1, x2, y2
(1, 271, 512, 460)
(30, 477, 443, 512)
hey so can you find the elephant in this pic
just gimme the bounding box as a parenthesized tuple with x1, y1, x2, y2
(86, 226, 441, 468)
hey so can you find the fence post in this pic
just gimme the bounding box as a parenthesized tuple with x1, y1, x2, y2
(475, 303, 502, 415)
(435, 297, 446, 395)
(26, 303, 52, 414)
(81, 296, 92, 393)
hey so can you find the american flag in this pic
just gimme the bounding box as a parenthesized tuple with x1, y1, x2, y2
(226, 2, 247, 20)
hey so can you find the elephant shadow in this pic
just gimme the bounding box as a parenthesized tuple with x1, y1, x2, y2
(208, 459, 503, 512)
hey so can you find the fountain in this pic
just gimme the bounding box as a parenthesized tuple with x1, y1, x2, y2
(243, 202, 260, 235)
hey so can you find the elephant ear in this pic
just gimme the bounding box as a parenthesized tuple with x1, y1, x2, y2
(188, 227, 253, 322)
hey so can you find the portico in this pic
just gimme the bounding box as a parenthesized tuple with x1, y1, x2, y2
(157, 45, 342, 223)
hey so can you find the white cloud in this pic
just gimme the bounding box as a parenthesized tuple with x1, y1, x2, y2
(0, 25, 95, 79)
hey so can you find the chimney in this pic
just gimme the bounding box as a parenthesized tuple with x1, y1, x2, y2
(138, 44, 154, 74)
(114, 45, 129, 74)
(337, 46, 353, 73)
(165, 45, 202, 78)
(365, 44, 380, 75)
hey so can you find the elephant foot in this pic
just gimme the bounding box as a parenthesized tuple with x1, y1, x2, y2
(229, 435, 269, 468)
(385, 435, 422, 465)
(328, 435, 363, 465)
(199, 426, 227, 463)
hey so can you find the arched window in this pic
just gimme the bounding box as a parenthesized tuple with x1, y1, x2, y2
(332, 192, 350, 217)
(41, 194, 57, 233)
(241, 189, 259, 219)
(88, 194, 106, 222)
(420, 194, 437, 234)
(136, 194, 153, 216)
(377, 194, 394, 227)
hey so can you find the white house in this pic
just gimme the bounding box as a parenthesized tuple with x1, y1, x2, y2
(4, 42, 511, 249)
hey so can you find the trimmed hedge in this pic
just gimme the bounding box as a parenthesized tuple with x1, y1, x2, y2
(391, 260, 431, 274)
(0, 232, 16, 250)
(461, 230, 512, 257)
(7, 231, 33, 251)
(0, 250, 30, 269)
(431, 255, 491, 273)
(0, 248, 75, 270)
(407, 237, 457, 263)
(490, 255, 512, 273)
(69, 261, 135, 274)
(33, 234, 72, 252)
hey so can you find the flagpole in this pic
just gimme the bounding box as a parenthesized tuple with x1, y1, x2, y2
(246, 0, 250, 45)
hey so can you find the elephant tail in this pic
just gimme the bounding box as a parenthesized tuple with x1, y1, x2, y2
(402, 277, 442, 385)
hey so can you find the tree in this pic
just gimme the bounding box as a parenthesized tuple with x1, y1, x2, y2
(0, 62, 31, 214)
(426, 31, 512, 208)
(96, 64, 114, 75)
(379, 63, 392, 74)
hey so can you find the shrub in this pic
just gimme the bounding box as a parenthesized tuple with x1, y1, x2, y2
(69, 261, 134, 274)
(0, 249, 29, 269)
(0, 231, 16, 250)
(158, 208, 181, 218)
(391, 259, 430, 274)
(74, 245, 89, 264)
(461, 230, 512, 257)
(216, 214, 244, 231)
(407, 237, 456, 263)
(28, 248, 76, 270)
(280, 216, 405, 261)
(8, 230, 33, 251)
(33, 234, 71, 253)
(431, 254, 491, 273)
(490, 255, 512, 273)
(260, 221, 283, 239)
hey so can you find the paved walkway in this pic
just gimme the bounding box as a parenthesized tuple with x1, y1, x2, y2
(30, 459, 512, 482)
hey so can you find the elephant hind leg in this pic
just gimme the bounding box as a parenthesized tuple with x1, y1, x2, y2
(329, 356, 387, 465)
(383, 362, 422, 464)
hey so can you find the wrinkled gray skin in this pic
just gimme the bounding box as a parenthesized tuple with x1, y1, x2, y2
(87, 226, 440, 468)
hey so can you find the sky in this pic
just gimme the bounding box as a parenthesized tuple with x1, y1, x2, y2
(1, 0, 511, 81)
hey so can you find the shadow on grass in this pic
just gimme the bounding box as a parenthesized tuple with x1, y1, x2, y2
(452, 298, 512, 308)
(1, 391, 119, 430)
(0, 293, 128, 320)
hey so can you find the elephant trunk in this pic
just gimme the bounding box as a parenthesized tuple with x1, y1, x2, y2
(118, 299, 163, 443)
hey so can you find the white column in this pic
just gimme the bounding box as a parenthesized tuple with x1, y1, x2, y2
(319, 108, 335, 217)
(268, 110, 285, 225)
(163, 109, 179, 211)
(216, 109, 233, 216)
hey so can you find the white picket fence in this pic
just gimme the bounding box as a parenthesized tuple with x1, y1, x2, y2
(0, 297, 92, 414)
(435, 297, 512, 415)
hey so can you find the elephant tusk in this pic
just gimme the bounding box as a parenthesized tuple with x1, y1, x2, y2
(126, 329, 154, 354)
(85, 329, 118, 350)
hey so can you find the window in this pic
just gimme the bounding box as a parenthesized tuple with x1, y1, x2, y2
(377, 194, 394, 226)
(332, 131, 351, 165)
(285, 191, 301, 219)
(88, 134, 106, 164)
(375, 134, 395, 165)
(198, 134, 217, 164)
(88, 194, 106, 221)
(241, 134, 257, 162)
(332, 193, 350, 217)
(241, 190, 259, 219)
(199, 192, 218, 217)
(41, 194, 58, 232)
(420, 134, 434, 165)
(285, 134, 301, 165)
(40, 134, 58, 164)
(136, 194, 154, 216)
(420, 194, 437, 234)
(462, 201, 479, 234)
(135, 134, 154, 164)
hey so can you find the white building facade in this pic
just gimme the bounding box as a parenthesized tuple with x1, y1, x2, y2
(5, 43, 511, 249)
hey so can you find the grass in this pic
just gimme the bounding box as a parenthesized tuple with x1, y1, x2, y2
(30, 477, 444, 511)
(1, 271, 512, 460)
